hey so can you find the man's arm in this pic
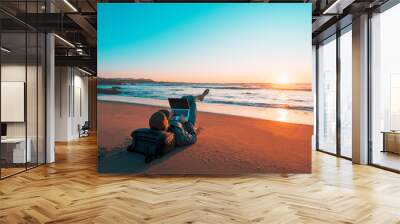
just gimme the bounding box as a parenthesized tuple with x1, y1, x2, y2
(180, 127, 197, 146)
(183, 121, 196, 135)
(173, 122, 197, 146)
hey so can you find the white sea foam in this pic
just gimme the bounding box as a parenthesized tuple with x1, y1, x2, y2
(98, 82, 314, 111)
(98, 95, 313, 125)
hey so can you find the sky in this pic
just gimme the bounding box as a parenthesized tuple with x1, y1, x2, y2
(98, 3, 312, 84)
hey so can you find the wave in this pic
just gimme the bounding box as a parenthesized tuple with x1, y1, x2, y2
(100, 83, 311, 91)
(143, 83, 311, 91)
(204, 100, 313, 111)
(190, 85, 311, 91)
(191, 85, 262, 90)
(97, 83, 313, 112)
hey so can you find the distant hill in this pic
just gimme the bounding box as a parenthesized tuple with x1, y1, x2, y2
(98, 78, 155, 85)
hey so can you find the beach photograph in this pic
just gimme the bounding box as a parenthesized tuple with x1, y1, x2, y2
(97, 3, 313, 174)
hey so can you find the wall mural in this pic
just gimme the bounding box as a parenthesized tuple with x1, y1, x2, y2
(97, 3, 313, 174)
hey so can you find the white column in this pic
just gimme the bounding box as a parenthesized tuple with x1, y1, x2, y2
(45, 0, 56, 163)
(46, 32, 55, 163)
(352, 14, 369, 164)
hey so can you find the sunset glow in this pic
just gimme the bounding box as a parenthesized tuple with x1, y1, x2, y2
(98, 3, 312, 84)
(275, 73, 291, 84)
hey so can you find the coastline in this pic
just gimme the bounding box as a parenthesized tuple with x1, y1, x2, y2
(98, 95, 314, 125)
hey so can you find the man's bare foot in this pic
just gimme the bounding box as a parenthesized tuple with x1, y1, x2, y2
(197, 89, 210, 101)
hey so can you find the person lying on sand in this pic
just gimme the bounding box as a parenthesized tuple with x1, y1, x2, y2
(155, 110, 197, 147)
(150, 89, 210, 147)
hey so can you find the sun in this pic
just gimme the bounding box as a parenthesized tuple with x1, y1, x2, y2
(275, 73, 290, 84)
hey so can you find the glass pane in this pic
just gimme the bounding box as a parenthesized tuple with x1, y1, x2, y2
(318, 37, 337, 154)
(340, 30, 352, 158)
(27, 31, 38, 169)
(26, 0, 38, 169)
(371, 4, 400, 171)
(1, 31, 27, 177)
(0, 1, 46, 178)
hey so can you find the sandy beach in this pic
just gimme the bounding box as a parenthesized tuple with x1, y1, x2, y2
(98, 101, 313, 174)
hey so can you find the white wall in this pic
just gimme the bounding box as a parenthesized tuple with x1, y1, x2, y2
(55, 67, 89, 141)
(71, 73, 89, 138)
(55, 67, 70, 141)
(1, 65, 41, 138)
(1, 65, 26, 138)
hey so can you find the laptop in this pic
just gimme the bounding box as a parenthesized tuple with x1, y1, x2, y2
(168, 98, 190, 121)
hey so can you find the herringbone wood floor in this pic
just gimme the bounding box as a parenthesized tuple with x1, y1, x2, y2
(1, 135, 400, 224)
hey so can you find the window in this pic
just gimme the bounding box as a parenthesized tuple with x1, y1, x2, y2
(370, 3, 400, 171)
(317, 36, 337, 154)
(339, 29, 352, 158)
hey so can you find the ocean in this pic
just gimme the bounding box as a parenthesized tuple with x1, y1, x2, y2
(97, 82, 313, 112)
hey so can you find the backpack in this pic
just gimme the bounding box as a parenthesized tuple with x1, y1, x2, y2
(127, 128, 175, 163)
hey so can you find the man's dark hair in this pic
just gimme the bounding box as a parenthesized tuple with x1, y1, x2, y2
(149, 111, 168, 131)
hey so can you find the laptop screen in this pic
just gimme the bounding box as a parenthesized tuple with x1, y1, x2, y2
(168, 98, 189, 109)
(172, 110, 189, 117)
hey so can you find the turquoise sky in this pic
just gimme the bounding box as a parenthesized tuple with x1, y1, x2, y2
(98, 3, 311, 84)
